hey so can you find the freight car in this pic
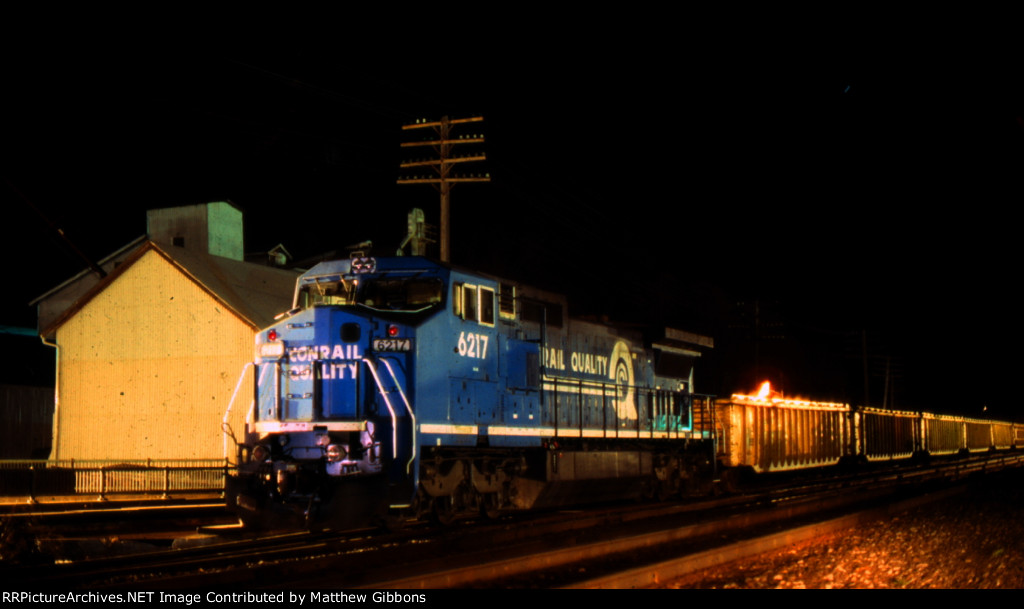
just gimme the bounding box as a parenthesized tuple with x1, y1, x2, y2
(226, 255, 717, 529)
(715, 385, 1022, 476)
(715, 390, 850, 473)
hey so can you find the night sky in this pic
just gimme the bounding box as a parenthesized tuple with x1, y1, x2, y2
(2, 36, 1020, 417)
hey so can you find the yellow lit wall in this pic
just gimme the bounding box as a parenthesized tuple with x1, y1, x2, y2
(51, 249, 254, 461)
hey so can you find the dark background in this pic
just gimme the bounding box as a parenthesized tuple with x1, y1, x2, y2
(2, 33, 1020, 417)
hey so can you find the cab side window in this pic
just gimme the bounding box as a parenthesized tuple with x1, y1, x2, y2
(479, 287, 495, 326)
(453, 282, 494, 326)
(463, 285, 479, 322)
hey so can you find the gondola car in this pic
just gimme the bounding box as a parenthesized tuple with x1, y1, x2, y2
(715, 391, 850, 473)
(715, 384, 1022, 476)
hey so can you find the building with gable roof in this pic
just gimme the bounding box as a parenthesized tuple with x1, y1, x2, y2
(35, 202, 299, 461)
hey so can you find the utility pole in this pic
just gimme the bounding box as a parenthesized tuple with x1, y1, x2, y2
(397, 116, 490, 263)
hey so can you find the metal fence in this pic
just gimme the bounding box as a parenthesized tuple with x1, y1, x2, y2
(0, 459, 230, 501)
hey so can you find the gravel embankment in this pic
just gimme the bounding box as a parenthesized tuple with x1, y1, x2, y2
(667, 470, 1024, 589)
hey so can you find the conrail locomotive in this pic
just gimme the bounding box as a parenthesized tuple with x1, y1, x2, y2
(226, 255, 1023, 529)
(226, 255, 717, 528)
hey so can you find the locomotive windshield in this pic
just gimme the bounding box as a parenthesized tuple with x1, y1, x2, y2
(298, 278, 357, 308)
(298, 276, 443, 313)
(359, 278, 443, 312)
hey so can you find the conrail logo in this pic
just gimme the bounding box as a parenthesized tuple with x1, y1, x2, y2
(544, 340, 638, 420)
(543, 348, 612, 375)
(287, 344, 362, 362)
(610, 341, 637, 420)
(287, 344, 363, 381)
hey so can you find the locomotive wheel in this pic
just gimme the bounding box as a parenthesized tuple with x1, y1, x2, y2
(480, 492, 501, 519)
(433, 495, 457, 526)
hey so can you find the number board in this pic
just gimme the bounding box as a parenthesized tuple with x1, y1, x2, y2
(372, 338, 413, 352)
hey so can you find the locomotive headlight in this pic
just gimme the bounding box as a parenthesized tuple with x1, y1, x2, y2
(258, 341, 285, 359)
(251, 444, 270, 463)
(325, 444, 347, 463)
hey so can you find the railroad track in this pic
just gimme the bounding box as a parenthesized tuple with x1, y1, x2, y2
(369, 480, 966, 588)
(6, 453, 1022, 589)
(352, 454, 1024, 588)
(6, 491, 798, 589)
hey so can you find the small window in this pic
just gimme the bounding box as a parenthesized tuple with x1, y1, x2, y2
(462, 284, 478, 322)
(452, 283, 463, 317)
(453, 282, 495, 326)
(479, 287, 495, 326)
(499, 283, 516, 319)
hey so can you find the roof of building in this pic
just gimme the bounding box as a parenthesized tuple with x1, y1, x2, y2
(40, 240, 299, 338)
(30, 235, 149, 307)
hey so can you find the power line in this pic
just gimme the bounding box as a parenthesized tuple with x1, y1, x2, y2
(397, 116, 490, 262)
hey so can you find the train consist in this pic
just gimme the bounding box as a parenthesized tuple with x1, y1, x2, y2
(225, 254, 1021, 529)
(226, 255, 717, 528)
(717, 384, 1024, 475)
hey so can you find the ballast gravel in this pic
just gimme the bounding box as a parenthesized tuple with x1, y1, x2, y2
(666, 470, 1024, 589)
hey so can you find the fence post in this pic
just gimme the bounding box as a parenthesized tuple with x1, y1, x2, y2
(99, 465, 107, 501)
(27, 464, 37, 504)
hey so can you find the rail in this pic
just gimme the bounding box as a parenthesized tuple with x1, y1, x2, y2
(0, 459, 230, 502)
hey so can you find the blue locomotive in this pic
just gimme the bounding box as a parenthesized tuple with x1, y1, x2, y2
(227, 255, 716, 529)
